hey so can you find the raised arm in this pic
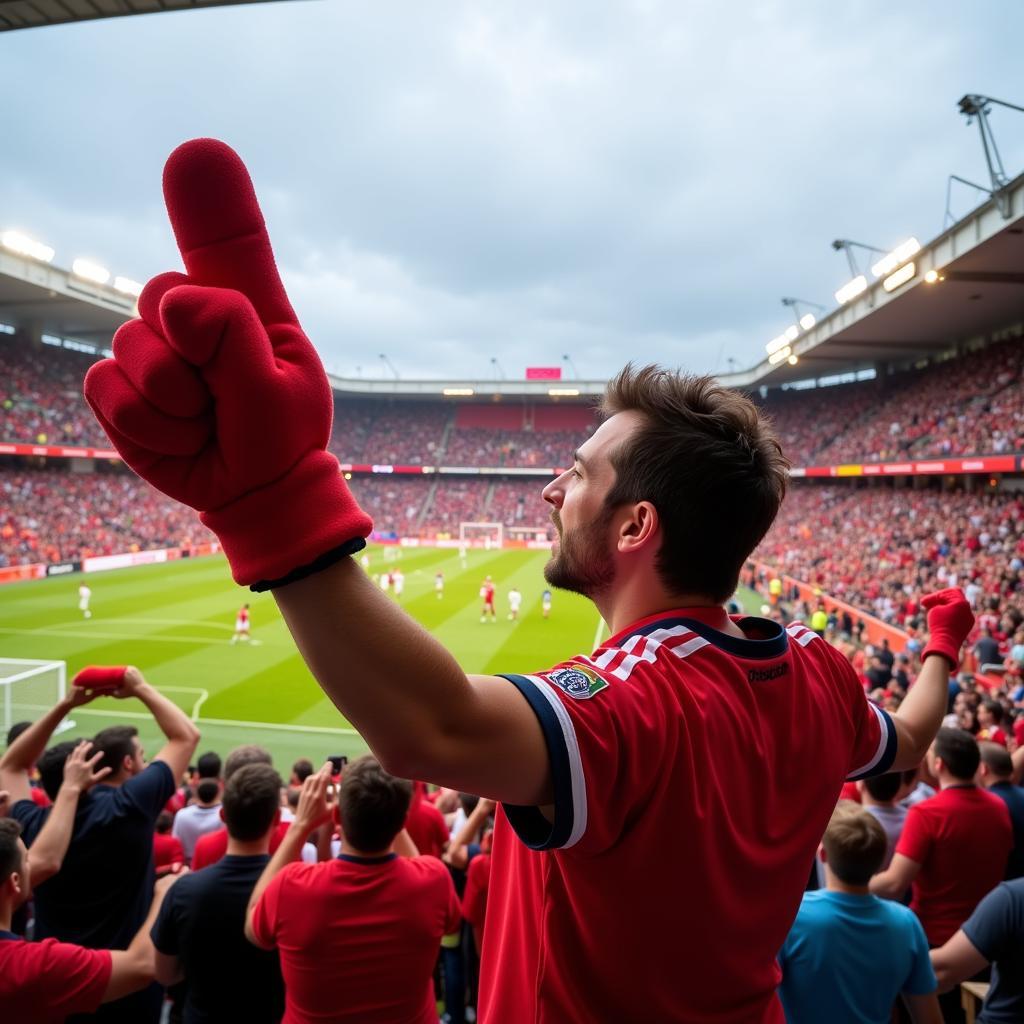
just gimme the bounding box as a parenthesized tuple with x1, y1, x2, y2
(114, 668, 199, 782)
(888, 590, 974, 771)
(81, 140, 549, 809)
(28, 742, 110, 883)
(0, 688, 98, 802)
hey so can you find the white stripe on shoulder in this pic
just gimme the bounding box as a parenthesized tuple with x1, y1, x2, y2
(582, 625, 703, 682)
(847, 702, 891, 780)
(522, 674, 588, 849)
(786, 623, 818, 647)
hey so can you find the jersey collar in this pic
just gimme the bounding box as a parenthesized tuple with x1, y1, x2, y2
(605, 606, 789, 661)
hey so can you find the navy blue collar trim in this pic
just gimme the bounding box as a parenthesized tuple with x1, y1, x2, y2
(0, 930, 19, 941)
(337, 853, 397, 864)
(619, 615, 789, 660)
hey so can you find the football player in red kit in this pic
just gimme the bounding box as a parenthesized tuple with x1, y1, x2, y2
(479, 577, 496, 624)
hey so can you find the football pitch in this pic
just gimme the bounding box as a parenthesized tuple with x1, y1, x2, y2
(0, 547, 607, 769)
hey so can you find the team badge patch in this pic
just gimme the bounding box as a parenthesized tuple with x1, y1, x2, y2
(548, 665, 609, 699)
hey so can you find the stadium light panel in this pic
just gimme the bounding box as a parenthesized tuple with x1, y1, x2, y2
(768, 346, 792, 366)
(72, 259, 110, 285)
(765, 333, 790, 356)
(784, 325, 799, 342)
(924, 269, 941, 283)
(1, 230, 55, 263)
(113, 276, 143, 298)
(834, 275, 867, 305)
(0, 323, 15, 335)
(442, 388, 474, 396)
(799, 313, 816, 330)
(870, 238, 920, 279)
(787, 354, 799, 366)
(548, 388, 580, 396)
(883, 261, 916, 292)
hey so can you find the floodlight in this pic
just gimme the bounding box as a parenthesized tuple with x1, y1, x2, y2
(787, 354, 799, 366)
(549, 388, 580, 397)
(924, 270, 940, 283)
(784, 325, 799, 342)
(1, 230, 55, 263)
(882, 262, 916, 292)
(443, 388, 474, 396)
(834, 276, 867, 305)
(72, 259, 110, 285)
(871, 238, 921, 279)
(113, 276, 143, 297)
(799, 313, 816, 330)
(768, 346, 792, 366)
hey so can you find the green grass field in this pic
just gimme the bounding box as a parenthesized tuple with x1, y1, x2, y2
(0, 546, 605, 769)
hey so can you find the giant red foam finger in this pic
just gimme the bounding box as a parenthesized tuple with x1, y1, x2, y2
(162, 139, 298, 331)
(112, 318, 210, 419)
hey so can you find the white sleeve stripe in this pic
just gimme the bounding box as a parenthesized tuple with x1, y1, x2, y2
(522, 675, 589, 850)
(847, 702, 892, 779)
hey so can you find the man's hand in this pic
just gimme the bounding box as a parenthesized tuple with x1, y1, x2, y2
(60, 741, 112, 794)
(293, 762, 334, 834)
(68, 686, 102, 710)
(155, 866, 189, 897)
(84, 139, 372, 588)
(921, 589, 975, 671)
(111, 665, 145, 700)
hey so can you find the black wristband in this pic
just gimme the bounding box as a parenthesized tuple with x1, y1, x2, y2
(249, 536, 368, 593)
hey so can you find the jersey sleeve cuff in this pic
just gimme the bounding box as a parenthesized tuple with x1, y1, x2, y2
(498, 674, 587, 851)
(846, 703, 898, 781)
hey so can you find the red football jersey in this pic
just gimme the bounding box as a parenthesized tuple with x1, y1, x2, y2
(191, 820, 291, 870)
(251, 854, 461, 1024)
(237, 606, 250, 624)
(896, 784, 1013, 944)
(153, 832, 185, 873)
(481, 582, 495, 603)
(0, 934, 111, 1023)
(462, 851, 491, 931)
(479, 607, 897, 1023)
(404, 795, 450, 859)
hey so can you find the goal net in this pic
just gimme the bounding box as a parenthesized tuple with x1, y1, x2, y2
(459, 522, 504, 549)
(0, 659, 74, 738)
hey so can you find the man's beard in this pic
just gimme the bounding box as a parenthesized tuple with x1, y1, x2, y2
(544, 506, 616, 598)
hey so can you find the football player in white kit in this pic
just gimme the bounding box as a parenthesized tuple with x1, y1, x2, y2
(435, 571, 444, 599)
(78, 583, 92, 619)
(392, 570, 405, 599)
(507, 587, 522, 622)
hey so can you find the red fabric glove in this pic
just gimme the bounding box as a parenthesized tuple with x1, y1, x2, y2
(73, 666, 127, 692)
(83, 139, 372, 588)
(920, 588, 975, 671)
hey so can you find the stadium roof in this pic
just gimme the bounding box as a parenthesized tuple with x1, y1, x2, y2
(0, 248, 134, 346)
(0, 0, 289, 32)
(723, 171, 1024, 391)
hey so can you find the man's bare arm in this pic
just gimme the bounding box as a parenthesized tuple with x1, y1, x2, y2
(115, 668, 199, 781)
(889, 655, 950, 772)
(929, 929, 989, 993)
(275, 559, 551, 805)
(869, 852, 920, 900)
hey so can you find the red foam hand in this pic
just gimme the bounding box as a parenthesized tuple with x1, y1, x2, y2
(73, 666, 127, 691)
(84, 140, 372, 588)
(920, 588, 975, 671)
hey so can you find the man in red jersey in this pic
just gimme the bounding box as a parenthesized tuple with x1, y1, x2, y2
(83, 140, 976, 1022)
(246, 758, 460, 1023)
(871, 728, 1013, 943)
(479, 575, 496, 623)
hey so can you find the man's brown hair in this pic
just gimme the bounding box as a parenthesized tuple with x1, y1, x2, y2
(822, 802, 887, 885)
(338, 756, 412, 853)
(979, 741, 1013, 778)
(91, 726, 138, 777)
(601, 365, 789, 603)
(224, 745, 273, 781)
(222, 764, 282, 841)
(0, 818, 23, 883)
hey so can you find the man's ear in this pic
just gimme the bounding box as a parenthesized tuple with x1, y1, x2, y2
(817, 843, 827, 864)
(219, 806, 226, 823)
(617, 501, 658, 554)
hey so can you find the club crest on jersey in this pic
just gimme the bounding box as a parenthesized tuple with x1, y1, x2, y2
(549, 665, 608, 699)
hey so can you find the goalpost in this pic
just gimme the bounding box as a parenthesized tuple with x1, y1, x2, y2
(459, 522, 504, 549)
(0, 659, 74, 738)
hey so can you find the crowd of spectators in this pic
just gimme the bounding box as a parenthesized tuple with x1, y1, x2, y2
(755, 483, 1024, 636)
(440, 428, 582, 469)
(760, 337, 1024, 466)
(0, 670, 495, 1023)
(0, 468, 209, 568)
(330, 402, 450, 466)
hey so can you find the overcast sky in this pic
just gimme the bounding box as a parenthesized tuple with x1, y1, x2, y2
(3, 1, 1023, 380)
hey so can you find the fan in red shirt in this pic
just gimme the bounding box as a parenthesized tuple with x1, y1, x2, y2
(872, 727, 1013, 944)
(83, 144, 978, 1022)
(191, 744, 291, 869)
(404, 787, 450, 859)
(0, 770, 179, 1023)
(246, 758, 460, 1024)
(153, 811, 185, 876)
